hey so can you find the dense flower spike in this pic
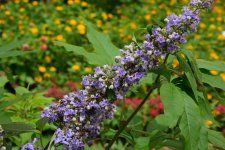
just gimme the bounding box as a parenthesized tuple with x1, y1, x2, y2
(41, 0, 213, 149)
(20, 138, 42, 150)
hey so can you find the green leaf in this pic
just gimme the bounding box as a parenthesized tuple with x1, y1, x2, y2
(0, 39, 26, 52)
(198, 127, 208, 150)
(182, 50, 202, 85)
(1, 122, 38, 136)
(0, 50, 33, 58)
(179, 93, 202, 150)
(84, 20, 120, 65)
(161, 139, 184, 150)
(134, 137, 149, 150)
(36, 118, 49, 131)
(176, 53, 199, 100)
(0, 76, 8, 87)
(208, 130, 225, 149)
(197, 59, 225, 72)
(201, 73, 225, 91)
(156, 83, 184, 128)
(0, 112, 12, 123)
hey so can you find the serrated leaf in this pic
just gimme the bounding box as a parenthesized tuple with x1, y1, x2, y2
(201, 73, 225, 91)
(156, 83, 184, 128)
(179, 93, 202, 150)
(197, 59, 225, 72)
(208, 130, 225, 149)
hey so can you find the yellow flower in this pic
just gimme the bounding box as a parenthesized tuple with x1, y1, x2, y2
(217, 17, 222, 22)
(74, 0, 80, 3)
(96, 20, 102, 28)
(151, 10, 157, 15)
(69, 19, 77, 26)
(44, 73, 51, 78)
(209, 24, 216, 30)
(68, 0, 74, 5)
(44, 56, 51, 63)
(23, 0, 28, 2)
(56, 6, 63, 11)
(108, 13, 113, 19)
(220, 73, 225, 82)
(0, 20, 5, 25)
(34, 76, 42, 83)
(199, 23, 206, 29)
(205, 120, 213, 127)
(103, 29, 109, 33)
(194, 35, 200, 40)
(172, 59, 179, 68)
(19, 8, 25, 12)
(218, 34, 225, 41)
(212, 110, 220, 116)
(55, 35, 64, 41)
(72, 65, 80, 71)
(207, 94, 212, 100)
(130, 23, 137, 29)
(217, 26, 223, 31)
(101, 12, 108, 20)
(144, 14, 151, 21)
(90, 13, 96, 19)
(170, 0, 176, 6)
(30, 27, 39, 34)
(81, 1, 88, 7)
(84, 67, 92, 73)
(210, 70, 218, 75)
(5, 11, 11, 15)
(32, 1, 38, 6)
(38, 66, 46, 73)
(65, 26, 72, 32)
(186, 44, 193, 50)
(210, 51, 219, 60)
(14, 0, 20, 4)
(54, 19, 61, 25)
(77, 24, 86, 35)
(50, 67, 57, 72)
(0, 5, 5, 10)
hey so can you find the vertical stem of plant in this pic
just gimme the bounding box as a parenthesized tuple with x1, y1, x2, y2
(106, 55, 168, 149)
(106, 78, 159, 149)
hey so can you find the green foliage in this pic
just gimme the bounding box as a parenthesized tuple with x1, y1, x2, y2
(55, 20, 119, 65)
(208, 129, 225, 149)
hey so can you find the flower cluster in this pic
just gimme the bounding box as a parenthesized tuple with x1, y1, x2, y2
(41, 0, 213, 149)
(20, 138, 42, 150)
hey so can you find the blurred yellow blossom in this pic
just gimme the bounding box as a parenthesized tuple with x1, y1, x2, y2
(210, 70, 218, 75)
(199, 23, 206, 29)
(205, 120, 213, 127)
(81, 1, 88, 7)
(74, 0, 80, 4)
(207, 94, 212, 100)
(151, 10, 157, 15)
(19, 8, 25, 12)
(96, 20, 102, 28)
(32, 1, 38, 6)
(5, 11, 11, 15)
(68, 0, 74, 5)
(54, 19, 61, 25)
(34, 76, 42, 82)
(101, 12, 108, 20)
(144, 14, 151, 21)
(84, 67, 92, 73)
(218, 34, 225, 41)
(72, 65, 80, 71)
(0, 20, 5, 25)
(65, 26, 72, 32)
(186, 44, 193, 50)
(44, 56, 51, 63)
(209, 24, 216, 30)
(56, 6, 63, 11)
(90, 13, 96, 19)
(220, 73, 225, 82)
(172, 59, 179, 68)
(55, 35, 64, 41)
(69, 19, 77, 26)
(38, 66, 46, 73)
(30, 27, 38, 34)
(77, 24, 86, 35)
(212, 110, 220, 116)
(44, 73, 51, 78)
(210, 51, 219, 60)
(50, 67, 57, 72)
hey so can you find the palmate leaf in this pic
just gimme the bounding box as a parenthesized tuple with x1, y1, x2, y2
(179, 92, 202, 150)
(55, 20, 119, 65)
(156, 83, 184, 128)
